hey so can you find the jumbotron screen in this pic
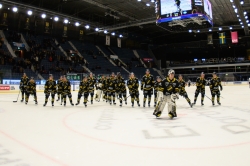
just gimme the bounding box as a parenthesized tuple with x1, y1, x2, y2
(156, 0, 213, 25)
(160, 0, 193, 18)
(204, 0, 213, 20)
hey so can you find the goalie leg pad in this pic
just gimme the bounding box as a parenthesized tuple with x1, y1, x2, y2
(154, 96, 168, 117)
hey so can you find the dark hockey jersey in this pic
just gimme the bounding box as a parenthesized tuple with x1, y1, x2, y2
(160, 77, 179, 96)
(141, 74, 155, 90)
(154, 81, 164, 94)
(44, 79, 57, 94)
(116, 76, 126, 92)
(79, 80, 89, 93)
(57, 79, 63, 92)
(209, 77, 222, 91)
(26, 81, 36, 94)
(60, 80, 71, 94)
(88, 77, 96, 92)
(196, 77, 206, 89)
(127, 77, 139, 92)
(20, 76, 30, 87)
(106, 77, 117, 92)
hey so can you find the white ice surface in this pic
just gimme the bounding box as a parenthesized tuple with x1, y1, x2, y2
(0, 85, 250, 166)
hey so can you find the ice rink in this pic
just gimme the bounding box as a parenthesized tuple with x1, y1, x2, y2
(0, 85, 250, 166)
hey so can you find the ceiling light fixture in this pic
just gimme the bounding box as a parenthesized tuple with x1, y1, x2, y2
(64, 19, 69, 24)
(41, 14, 46, 18)
(12, 7, 18, 12)
(54, 17, 59, 21)
(27, 10, 32, 16)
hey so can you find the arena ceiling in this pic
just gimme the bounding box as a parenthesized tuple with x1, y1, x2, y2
(3, 0, 250, 43)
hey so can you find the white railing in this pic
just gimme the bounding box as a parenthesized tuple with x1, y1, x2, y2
(37, 73, 45, 80)
(55, 39, 67, 57)
(96, 46, 117, 66)
(122, 66, 130, 73)
(20, 34, 30, 51)
(0, 30, 16, 57)
(153, 68, 164, 78)
(133, 50, 147, 68)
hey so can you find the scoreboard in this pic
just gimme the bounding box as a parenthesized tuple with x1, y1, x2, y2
(155, 0, 213, 25)
(66, 73, 82, 81)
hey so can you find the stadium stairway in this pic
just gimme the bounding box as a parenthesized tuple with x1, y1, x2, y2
(69, 40, 128, 76)
(133, 50, 147, 68)
(0, 30, 16, 57)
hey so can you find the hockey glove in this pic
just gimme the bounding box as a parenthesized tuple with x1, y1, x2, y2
(171, 93, 179, 100)
(220, 87, 223, 91)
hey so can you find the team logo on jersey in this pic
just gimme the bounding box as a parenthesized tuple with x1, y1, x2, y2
(165, 82, 169, 86)
(173, 83, 176, 87)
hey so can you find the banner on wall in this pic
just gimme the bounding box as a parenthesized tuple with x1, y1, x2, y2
(207, 34, 213, 44)
(231, 31, 238, 43)
(45, 21, 50, 34)
(79, 30, 84, 40)
(106, 35, 110, 46)
(63, 26, 67, 37)
(117, 38, 121, 48)
(2, 12, 8, 26)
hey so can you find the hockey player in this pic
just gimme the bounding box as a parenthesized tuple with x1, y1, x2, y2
(56, 76, 63, 102)
(116, 72, 127, 107)
(153, 76, 162, 107)
(43, 74, 57, 107)
(141, 69, 155, 107)
(178, 74, 192, 107)
(127, 72, 140, 107)
(60, 75, 74, 106)
(102, 75, 108, 102)
(88, 72, 97, 104)
(153, 69, 179, 119)
(193, 72, 206, 105)
(76, 76, 89, 107)
(210, 72, 223, 105)
(95, 75, 105, 102)
(25, 77, 37, 105)
(106, 72, 117, 105)
(19, 73, 30, 102)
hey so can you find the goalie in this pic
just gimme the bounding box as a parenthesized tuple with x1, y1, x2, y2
(153, 69, 179, 119)
(95, 75, 105, 102)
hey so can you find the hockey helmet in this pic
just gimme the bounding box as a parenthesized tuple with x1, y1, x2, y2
(146, 69, 150, 73)
(212, 72, 217, 75)
(168, 69, 175, 75)
(156, 76, 161, 80)
(201, 72, 205, 75)
(117, 72, 121, 76)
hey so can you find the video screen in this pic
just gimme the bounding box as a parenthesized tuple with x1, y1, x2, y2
(160, 0, 192, 16)
(204, 0, 212, 19)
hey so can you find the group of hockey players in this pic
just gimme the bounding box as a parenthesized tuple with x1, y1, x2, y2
(19, 68, 223, 119)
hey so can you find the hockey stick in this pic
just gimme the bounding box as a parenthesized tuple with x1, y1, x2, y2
(205, 94, 212, 101)
(13, 90, 21, 103)
(119, 95, 131, 101)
